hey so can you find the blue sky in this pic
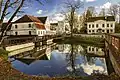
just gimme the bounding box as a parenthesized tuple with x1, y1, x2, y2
(4, 0, 120, 22)
(22, 0, 119, 16)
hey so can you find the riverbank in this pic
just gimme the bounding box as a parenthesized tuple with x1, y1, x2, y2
(54, 36, 104, 47)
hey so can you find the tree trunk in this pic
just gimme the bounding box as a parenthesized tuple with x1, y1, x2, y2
(71, 44, 76, 74)
(0, 0, 3, 16)
(70, 7, 75, 37)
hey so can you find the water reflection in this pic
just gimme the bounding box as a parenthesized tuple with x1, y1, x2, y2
(10, 43, 107, 77)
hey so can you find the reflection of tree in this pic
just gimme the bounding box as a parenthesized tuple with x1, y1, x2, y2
(66, 44, 82, 74)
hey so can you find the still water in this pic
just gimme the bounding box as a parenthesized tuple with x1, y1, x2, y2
(10, 43, 107, 77)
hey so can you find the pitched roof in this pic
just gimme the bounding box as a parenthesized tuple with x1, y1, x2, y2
(35, 23, 46, 29)
(14, 15, 42, 23)
(86, 16, 115, 22)
(37, 17, 47, 24)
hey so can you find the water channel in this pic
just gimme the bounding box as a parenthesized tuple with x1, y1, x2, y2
(9, 43, 108, 77)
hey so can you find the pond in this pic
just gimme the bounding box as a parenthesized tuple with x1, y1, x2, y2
(9, 43, 108, 77)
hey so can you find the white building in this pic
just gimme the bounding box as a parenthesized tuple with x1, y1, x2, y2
(56, 21, 70, 35)
(87, 16, 115, 34)
(10, 15, 49, 36)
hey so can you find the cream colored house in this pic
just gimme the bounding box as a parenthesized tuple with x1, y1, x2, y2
(56, 21, 71, 35)
(87, 16, 115, 34)
(11, 15, 47, 36)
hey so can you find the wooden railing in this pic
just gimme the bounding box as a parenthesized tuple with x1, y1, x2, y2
(3, 35, 58, 47)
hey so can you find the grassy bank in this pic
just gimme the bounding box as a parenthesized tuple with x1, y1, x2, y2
(0, 48, 9, 60)
(54, 36, 104, 47)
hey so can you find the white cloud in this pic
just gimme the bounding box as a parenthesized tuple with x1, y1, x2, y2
(100, 2, 111, 9)
(86, 0, 96, 2)
(37, 10, 43, 15)
(50, 13, 65, 23)
(80, 63, 106, 75)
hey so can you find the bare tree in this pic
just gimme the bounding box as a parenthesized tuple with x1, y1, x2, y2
(87, 6, 96, 17)
(99, 8, 106, 16)
(0, 0, 25, 44)
(108, 4, 119, 16)
(63, 0, 84, 37)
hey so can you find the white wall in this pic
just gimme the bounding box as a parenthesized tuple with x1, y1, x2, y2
(57, 21, 65, 35)
(11, 22, 47, 36)
(11, 22, 36, 35)
(36, 29, 46, 36)
(45, 17, 50, 30)
(87, 20, 115, 34)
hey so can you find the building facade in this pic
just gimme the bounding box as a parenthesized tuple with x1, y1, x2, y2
(56, 21, 71, 35)
(87, 16, 115, 34)
(10, 15, 47, 36)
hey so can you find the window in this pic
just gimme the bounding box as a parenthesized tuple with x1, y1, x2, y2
(41, 31, 42, 35)
(29, 24, 31, 28)
(89, 48, 91, 51)
(107, 30, 109, 33)
(111, 24, 113, 27)
(38, 31, 40, 34)
(89, 24, 91, 28)
(107, 24, 109, 27)
(96, 24, 98, 28)
(102, 30, 104, 32)
(92, 30, 94, 33)
(92, 48, 94, 51)
(89, 30, 91, 32)
(102, 24, 104, 27)
(29, 31, 31, 35)
(111, 29, 113, 33)
(96, 48, 98, 51)
(15, 25, 17, 29)
(15, 32, 17, 35)
(92, 24, 94, 28)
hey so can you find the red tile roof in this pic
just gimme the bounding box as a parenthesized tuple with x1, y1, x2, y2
(27, 15, 42, 23)
(14, 15, 42, 23)
(35, 23, 46, 30)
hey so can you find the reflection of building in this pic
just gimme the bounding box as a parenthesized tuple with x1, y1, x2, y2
(86, 16, 115, 34)
(87, 46, 104, 55)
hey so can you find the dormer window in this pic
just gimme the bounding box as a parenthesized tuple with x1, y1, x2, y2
(29, 24, 31, 28)
(15, 25, 17, 29)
